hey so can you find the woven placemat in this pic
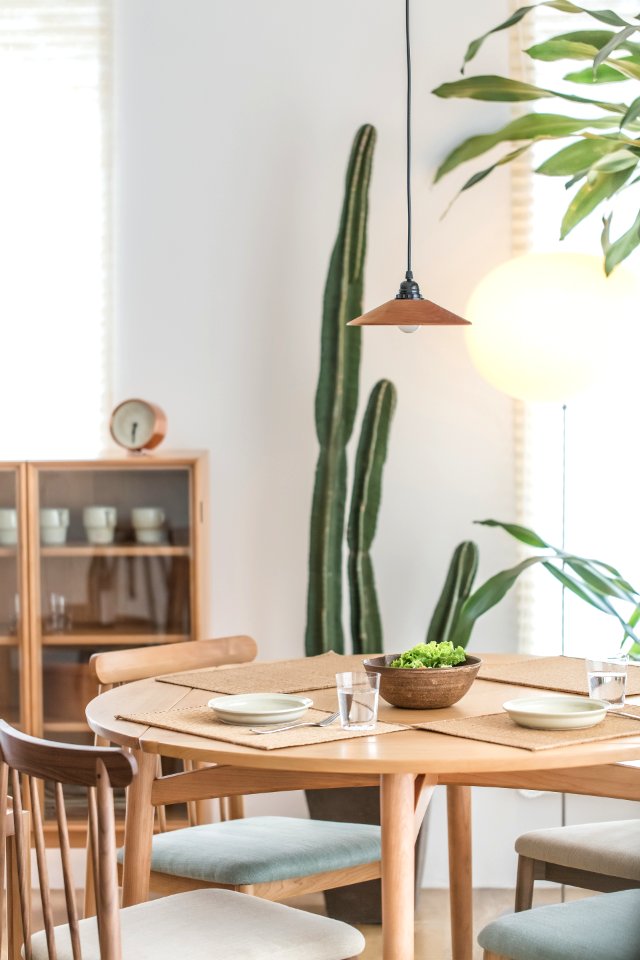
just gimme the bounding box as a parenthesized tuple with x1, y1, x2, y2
(156, 651, 370, 695)
(478, 656, 640, 697)
(117, 705, 406, 751)
(414, 708, 640, 751)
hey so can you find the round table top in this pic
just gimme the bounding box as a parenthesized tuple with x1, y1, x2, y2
(85, 653, 640, 776)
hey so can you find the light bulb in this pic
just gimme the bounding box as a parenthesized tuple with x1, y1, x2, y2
(398, 326, 419, 334)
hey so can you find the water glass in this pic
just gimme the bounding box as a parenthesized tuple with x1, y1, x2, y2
(336, 671, 380, 730)
(47, 593, 71, 634)
(586, 654, 628, 709)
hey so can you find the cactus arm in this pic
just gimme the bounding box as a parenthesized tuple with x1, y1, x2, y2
(426, 541, 479, 648)
(305, 124, 377, 656)
(347, 379, 397, 655)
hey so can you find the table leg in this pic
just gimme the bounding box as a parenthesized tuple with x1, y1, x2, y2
(447, 785, 472, 960)
(122, 748, 157, 906)
(381, 773, 416, 960)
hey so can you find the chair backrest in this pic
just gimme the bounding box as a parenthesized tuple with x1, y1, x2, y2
(88, 635, 257, 829)
(89, 634, 258, 688)
(0, 720, 136, 960)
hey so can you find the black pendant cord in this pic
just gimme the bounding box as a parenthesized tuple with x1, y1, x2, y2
(405, 0, 413, 281)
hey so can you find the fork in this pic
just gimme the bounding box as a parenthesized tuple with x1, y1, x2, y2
(249, 711, 340, 735)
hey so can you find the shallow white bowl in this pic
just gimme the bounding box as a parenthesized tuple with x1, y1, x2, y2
(503, 695, 608, 731)
(207, 693, 313, 726)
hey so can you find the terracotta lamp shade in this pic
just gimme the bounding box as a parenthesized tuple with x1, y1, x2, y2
(348, 295, 470, 327)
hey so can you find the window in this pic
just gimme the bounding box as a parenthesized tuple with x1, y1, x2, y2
(510, 1, 640, 656)
(0, 0, 112, 458)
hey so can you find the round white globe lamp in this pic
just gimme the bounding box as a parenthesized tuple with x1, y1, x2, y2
(465, 252, 639, 402)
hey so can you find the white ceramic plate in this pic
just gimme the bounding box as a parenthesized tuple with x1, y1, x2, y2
(502, 695, 608, 731)
(207, 693, 313, 726)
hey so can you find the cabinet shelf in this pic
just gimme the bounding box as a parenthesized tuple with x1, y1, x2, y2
(42, 633, 190, 647)
(0, 635, 18, 646)
(0, 547, 17, 558)
(40, 544, 191, 558)
(44, 721, 91, 733)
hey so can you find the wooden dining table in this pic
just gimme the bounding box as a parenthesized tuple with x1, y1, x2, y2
(85, 653, 640, 960)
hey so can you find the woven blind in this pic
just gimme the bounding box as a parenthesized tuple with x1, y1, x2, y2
(0, 1, 112, 457)
(509, 1, 640, 655)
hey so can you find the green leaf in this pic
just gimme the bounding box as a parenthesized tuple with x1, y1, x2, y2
(552, 29, 640, 56)
(602, 208, 640, 273)
(594, 25, 639, 70)
(451, 555, 551, 647)
(565, 62, 635, 83)
(453, 144, 534, 199)
(560, 167, 633, 237)
(600, 56, 640, 81)
(564, 558, 639, 603)
(590, 148, 640, 172)
(536, 138, 624, 175)
(542, 562, 640, 643)
(433, 75, 626, 114)
(475, 519, 551, 548)
(526, 38, 599, 61)
(620, 95, 640, 130)
(436, 114, 619, 181)
(462, 2, 640, 72)
(434, 76, 554, 102)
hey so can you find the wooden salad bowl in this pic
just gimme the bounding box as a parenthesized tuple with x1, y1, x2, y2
(363, 654, 482, 709)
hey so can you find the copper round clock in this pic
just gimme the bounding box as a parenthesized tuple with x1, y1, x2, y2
(109, 399, 167, 452)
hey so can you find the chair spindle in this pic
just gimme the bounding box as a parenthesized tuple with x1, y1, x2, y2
(54, 781, 82, 960)
(28, 777, 57, 959)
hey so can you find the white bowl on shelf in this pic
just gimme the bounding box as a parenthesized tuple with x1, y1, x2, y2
(207, 693, 313, 726)
(503, 695, 608, 731)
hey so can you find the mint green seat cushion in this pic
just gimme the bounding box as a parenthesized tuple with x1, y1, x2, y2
(118, 816, 381, 885)
(478, 889, 640, 960)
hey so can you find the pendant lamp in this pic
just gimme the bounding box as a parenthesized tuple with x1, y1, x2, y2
(348, 0, 469, 332)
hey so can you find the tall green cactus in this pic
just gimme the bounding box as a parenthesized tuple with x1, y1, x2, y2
(426, 541, 479, 646)
(305, 124, 377, 656)
(347, 380, 397, 655)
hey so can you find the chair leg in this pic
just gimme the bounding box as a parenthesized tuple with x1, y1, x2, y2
(514, 855, 535, 912)
(7, 811, 30, 960)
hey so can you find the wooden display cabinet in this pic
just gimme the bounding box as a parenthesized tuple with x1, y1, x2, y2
(0, 452, 209, 837)
(0, 464, 30, 733)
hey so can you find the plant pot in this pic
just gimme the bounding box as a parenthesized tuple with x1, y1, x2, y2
(305, 785, 429, 924)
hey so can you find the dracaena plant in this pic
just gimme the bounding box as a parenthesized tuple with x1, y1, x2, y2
(433, 1, 640, 274)
(429, 520, 640, 650)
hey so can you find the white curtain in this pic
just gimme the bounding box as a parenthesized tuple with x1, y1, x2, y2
(0, 0, 112, 458)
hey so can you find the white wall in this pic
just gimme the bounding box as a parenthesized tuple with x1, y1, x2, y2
(112, 0, 635, 888)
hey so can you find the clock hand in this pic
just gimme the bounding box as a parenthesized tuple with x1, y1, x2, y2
(131, 421, 138, 443)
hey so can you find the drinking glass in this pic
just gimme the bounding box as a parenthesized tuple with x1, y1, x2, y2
(336, 671, 380, 730)
(47, 593, 72, 634)
(586, 654, 628, 709)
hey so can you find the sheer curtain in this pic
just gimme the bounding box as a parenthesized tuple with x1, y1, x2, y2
(510, 2, 640, 657)
(0, 0, 112, 458)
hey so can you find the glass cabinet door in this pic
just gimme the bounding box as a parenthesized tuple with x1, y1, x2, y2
(30, 462, 196, 744)
(0, 466, 26, 729)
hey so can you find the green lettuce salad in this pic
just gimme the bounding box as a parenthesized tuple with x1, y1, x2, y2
(391, 641, 466, 669)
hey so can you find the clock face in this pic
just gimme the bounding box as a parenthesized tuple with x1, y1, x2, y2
(110, 399, 166, 451)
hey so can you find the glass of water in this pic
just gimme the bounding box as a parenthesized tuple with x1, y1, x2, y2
(336, 671, 380, 730)
(586, 654, 629, 709)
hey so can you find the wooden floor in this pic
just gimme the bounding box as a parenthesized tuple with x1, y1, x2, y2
(291, 887, 592, 960)
(21, 886, 592, 960)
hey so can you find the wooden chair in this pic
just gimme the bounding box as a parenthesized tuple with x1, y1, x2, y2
(513, 818, 640, 912)
(478, 888, 640, 959)
(88, 636, 385, 905)
(2, 798, 30, 960)
(0, 719, 366, 960)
